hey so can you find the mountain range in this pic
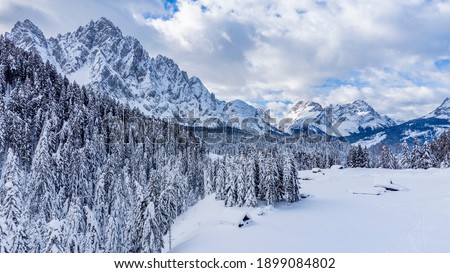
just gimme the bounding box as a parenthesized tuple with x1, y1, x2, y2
(5, 18, 270, 131)
(5, 18, 450, 147)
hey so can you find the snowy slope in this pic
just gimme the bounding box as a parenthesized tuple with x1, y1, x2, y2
(5, 18, 270, 130)
(354, 132, 387, 148)
(283, 100, 397, 137)
(167, 168, 450, 253)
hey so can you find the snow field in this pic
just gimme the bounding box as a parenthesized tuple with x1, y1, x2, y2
(167, 168, 450, 253)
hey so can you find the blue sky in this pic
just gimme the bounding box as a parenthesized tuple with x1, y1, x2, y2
(1, 0, 450, 119)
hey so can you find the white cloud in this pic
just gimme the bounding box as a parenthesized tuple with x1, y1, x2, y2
(1, 0, 450, 120)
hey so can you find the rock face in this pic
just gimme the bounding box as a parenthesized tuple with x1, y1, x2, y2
(6, 18, 270, 129)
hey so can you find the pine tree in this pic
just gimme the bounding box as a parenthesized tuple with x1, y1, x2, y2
(0, 97, 6, 157)
(419, 141, 436, 169)
(381, 145, 397, 169)
(411, 139, 422, 169)
(215, 157, 226, 201)
(141, 201, 157, 252)
(253, 158, 261, 199)
(243, 157, 257, 207)
(346, 146, 357, 168)
(83, 207, 101, 252)
(104, 215, 120, 253)
(224, 157, 237, 207)
(283, 155, 301, 203)
(235, 154, 246, 207)
(203, 161, 214, 195)
(399, 140, 411, 169)
(44, 220, 64, 253)
(0, 149, 27, 252)
(441, 153, 450, 168)
(263, 155, 277, 206)
(64, 198, 85, 253)
(29, 120, 56, 222)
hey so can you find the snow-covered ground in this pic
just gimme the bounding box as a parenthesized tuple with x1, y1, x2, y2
(166, 168, 450, 253)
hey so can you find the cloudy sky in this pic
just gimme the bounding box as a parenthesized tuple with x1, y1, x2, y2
(1, 0, 450, 120)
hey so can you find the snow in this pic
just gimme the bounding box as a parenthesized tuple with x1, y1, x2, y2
(354, 132, 387, 148)
(67, 64, 91, 85)
(167, 168, 450, 252)
(403, 130, 429, 139)
(208, 153, 223, 161)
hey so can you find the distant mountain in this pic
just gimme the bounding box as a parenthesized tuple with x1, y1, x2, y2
(350, 97, 450, 148)
(5, 18, 272, 131)
(282, 100, 397, 137)
(426, 97, 450, 119)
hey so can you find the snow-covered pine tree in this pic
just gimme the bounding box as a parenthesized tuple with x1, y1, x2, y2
(104, 215, 120, 253)
(235, 153, 246, 207)
(141, 201, 160, 253)
(431, 129, 450, 163)
(158, 185, 177, 250)
(29, 120, 56, 222)
(0, 149, 26, 252)
(0, 97, 6, 157)
(203, 160, 214, 195)
(346, 146, 357, 168)
(275, 154, 284, 202)
(283, 155, 301, 203)
(263, 154, 277, 206)
(441, 153, 450, 168)
(215, 157, 226, 201)
(399, 140, 411, 169)
(355, 145, 365, 167)
(381, 145, 397, 169)
(419, 141, 436, 169)
(224, 156, 237, 207)
(253, 157, 261, 199)
(83, 207, 101, 253)
(243, 156, 257, 207)
(363, 146, 370, 168)
(64, 198, 85, 253)
(410, 139, 422, 169)
(43, 220, 64, 253)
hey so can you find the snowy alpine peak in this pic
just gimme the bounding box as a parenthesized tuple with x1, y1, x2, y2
(326, 100, 397, 136)
(224, 100, 259, 118)
(287, 101, 323, 119)
(427, 97, 450, 119)
(280, 101, 323, 131)
(331, 100, 374, 114)
(6, 19, 50, 58)
(283, 99, 397, 137)
(6, 18, 271, 130)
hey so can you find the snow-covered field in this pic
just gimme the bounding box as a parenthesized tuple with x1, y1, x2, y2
(166, 168, 450, 253)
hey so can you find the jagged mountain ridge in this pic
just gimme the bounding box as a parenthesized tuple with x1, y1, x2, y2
(283, 100, 397, 137)
(6, 18, 450, 144)
(5, 18, 271, 131)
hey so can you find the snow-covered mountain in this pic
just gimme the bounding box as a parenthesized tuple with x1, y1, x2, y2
(283, 100, 397, 137)
(349, 97, 450, 147)
(5, 18, 271, 130)
(426, 97, 450, 119)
